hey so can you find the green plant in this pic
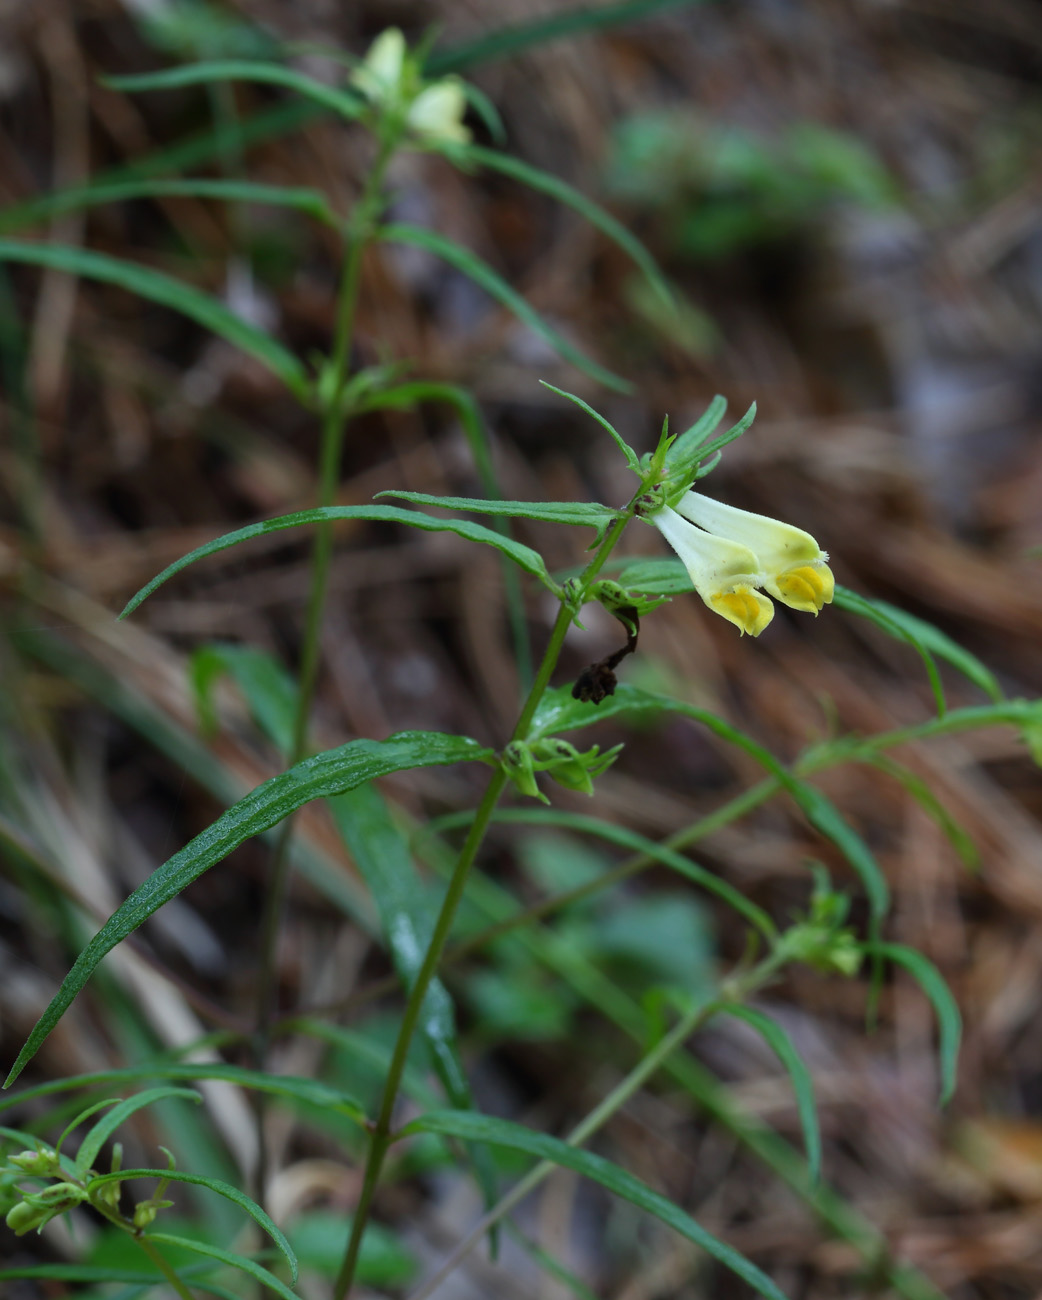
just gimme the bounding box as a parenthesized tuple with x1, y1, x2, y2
(1, 15, 1036, 1300)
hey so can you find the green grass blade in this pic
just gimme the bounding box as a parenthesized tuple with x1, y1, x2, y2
(379, 222, 631, 392)
(75, 1086, 201, 1173)
(144, 1232, 299, 1300)
(0, 1264, 236, 1296)
(401, 1110, 788, 1300)
(376, 489, 616, 531)
(106, 60, 364, 121)
(0, 179, 335, 233)
(719, 1005, 822, 1183)
(867, 943, 961, 1106)
(0, 239, 308, 398)
(539, 381, 641, 470)
(0, 1062, 367, 1123)
(3, 731, 491, 1087)
(466, 146, 671, 307)
(86, 1169, 297, 1281)
(834, 587, 946, 716)
(530, 683, 890, 923)
(427, 0, 707, 74)
(118, 503, 556, 618)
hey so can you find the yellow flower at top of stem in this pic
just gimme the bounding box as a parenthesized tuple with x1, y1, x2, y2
(352, 28, 471, 146)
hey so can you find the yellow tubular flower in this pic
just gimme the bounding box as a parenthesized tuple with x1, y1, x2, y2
(354, 28, 406, 103)
(651, 505, 774, 636)
(407, 78, 471, 144)
(673, 491, 834, 614)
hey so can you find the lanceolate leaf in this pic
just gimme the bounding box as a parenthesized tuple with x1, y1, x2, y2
(540, 381, 641, 471)
(719, 1005, 822, 1183)
(401, 1110, 788, 1300)
(379, 222, 631, 392)
(835, 587, 1002, 705)
(0, 240, 308, 398)
(465, 146, 672, 307)
(0, 1062, 367, 1124)
(4, 732, 492, 1087)
(664, 395, 727, 472)
(834, 587, 946, 716)
(106, 60, 364, 122)
(75, 1086, 201, 1174)
(119, 504, 556, 618)
(0, 178, 335, 229)
(144, 1233, 299, 1300)
(531, 683, 889, 923)
(866, 943, 962, 1107)
(328, 785, 500, 1228)
(376, 489, 617, 532)
(86, 1168, 297, 1281)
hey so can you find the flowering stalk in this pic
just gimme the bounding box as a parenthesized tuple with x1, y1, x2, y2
(333, 504, 637, 1300)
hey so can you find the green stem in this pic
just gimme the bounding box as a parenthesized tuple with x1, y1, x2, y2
(135, 1235, 196, 1300)
(404, 951, 789, 1300)
(251, 131, 399, 1186)
(333, 504, 639, 1300)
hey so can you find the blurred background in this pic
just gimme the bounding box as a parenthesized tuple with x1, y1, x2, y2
(2, 1, 1042, 1296)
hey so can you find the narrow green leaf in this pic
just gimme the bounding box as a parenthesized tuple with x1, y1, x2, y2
(844, 590, 1002, 704)
(866, 943, 961, 1106)
(118, 503, 556, 619)
(0, 1062, 367, 1123)
(144, 1232, 299, 1300)
(615, 556, 697, 594)
(328, 784, 500, 1231)
(0, 100, 318, 234)
(539, 381, 641, 470)
(76, 1087, 201, 1173)
(190, 643, 298, 754)
(376, 489, 617, 531)
(467, 147, 671, 308)
(719, 1005, 822, 1183)
(834, 587, 946, 716)
(379, 222, 631, 392)
(0, 1264, 233, 1296)
(106, 60, 364, 122)
(691, 401, 757, 464)
(530, 683, 889, 923)
(863, 754, 979, 870)
(87, 1168, 297, 1281)
(663, 395, 727, 471)
(0, 178, 335, 231)
(328, 785, 471, 1104)
(0, 240, 307, 398)
(4, 731, 491, 1087)
(401, 1110, 788, 1300)
(440, 805, 776, 941)
(427, 0, 708, 75)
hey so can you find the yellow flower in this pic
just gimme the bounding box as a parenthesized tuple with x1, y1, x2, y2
(353, 28, 470, 146)
(407, 78, 470, 145)
(673, 491, 834, 615)
(652, 505, 774, 636)
(353, 28, 407, 103)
